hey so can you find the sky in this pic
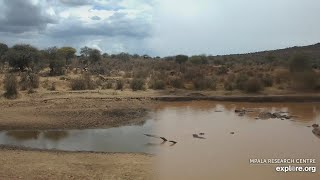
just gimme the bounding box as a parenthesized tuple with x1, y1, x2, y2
(0, 0, 319, 56)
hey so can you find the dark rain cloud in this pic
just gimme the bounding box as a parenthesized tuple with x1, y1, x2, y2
(0, 0, 56, 33)
(91, 16, 101, 20)
(48, 12, 152, 39)
(59, 0, 91, 6)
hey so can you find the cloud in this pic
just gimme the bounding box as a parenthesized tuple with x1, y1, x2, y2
(48, 11, 152, 39)
(59, 0, 91, 6)
(91, 16, 101, 20)
(0, 0, 56, 33)
(1, 0, 319, 56)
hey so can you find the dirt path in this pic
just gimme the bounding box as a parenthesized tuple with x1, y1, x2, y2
(0, 147, 153, 180)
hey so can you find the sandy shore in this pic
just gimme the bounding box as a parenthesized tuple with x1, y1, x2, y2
(0, 146, 153, 180)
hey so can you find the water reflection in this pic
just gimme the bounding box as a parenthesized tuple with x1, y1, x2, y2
(155, 101, 320, 122)
(1, 101, 320, 180)
(43, 131, 69, 141)
(6, 131, 40, 140)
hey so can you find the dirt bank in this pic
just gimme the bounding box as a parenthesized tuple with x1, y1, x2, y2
(0, 96, 154, 130)
(0, 146, 153, 180)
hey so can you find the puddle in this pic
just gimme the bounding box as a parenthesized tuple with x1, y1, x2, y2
(0, 120, 156, 153)
(1, 101, 320, 179)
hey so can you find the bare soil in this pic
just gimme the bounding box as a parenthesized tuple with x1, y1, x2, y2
(0, 146, 153, 180)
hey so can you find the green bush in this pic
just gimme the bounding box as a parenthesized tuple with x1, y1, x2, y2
(245, 78, 263, 93)
(149, 79, 166, 90)
(4, 73, 18, 98)
(130, 78, 145, 91)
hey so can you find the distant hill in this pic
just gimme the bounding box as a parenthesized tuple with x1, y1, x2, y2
(210, 43, 320, 65)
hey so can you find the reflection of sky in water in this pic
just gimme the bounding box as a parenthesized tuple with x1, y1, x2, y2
(0, 102, 320, 154)
(0, 119, 156, 153)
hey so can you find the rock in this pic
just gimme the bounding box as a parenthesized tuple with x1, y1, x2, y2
(312, 127, 320, 136)
(258, 112, 274, 119)
(273, 112, 282, 118)
(193, 134, 205, 139)
(230, 132, 235, 135)
(199, 133, 205, 135)
(312, 124, 319, 128)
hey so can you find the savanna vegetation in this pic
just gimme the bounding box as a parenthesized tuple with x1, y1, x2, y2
(1, 42, 320, 99)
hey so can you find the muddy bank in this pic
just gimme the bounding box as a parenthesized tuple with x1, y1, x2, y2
(0, 98, 154, 130)
(0, 146, 153, 180)
(152, 95, 320, 102)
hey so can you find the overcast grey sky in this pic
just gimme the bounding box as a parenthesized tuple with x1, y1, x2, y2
(0, 0, 319, 56)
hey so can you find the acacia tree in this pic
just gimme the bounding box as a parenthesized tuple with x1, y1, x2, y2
(0, 43, 8, 64)
(80, 47, 101, 64)
(6, 44, 39, 71)
(43, 47, 65, 75)
(89, 49, 101, 64)
(58, 47, 76, 65)
(175, 55, 188, 71)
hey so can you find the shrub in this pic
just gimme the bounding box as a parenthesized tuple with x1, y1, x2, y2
(70, 78, 87, 90)
(216, 66, 228, 75)
(83, 73, 96, 90)
(149, 79, 166, 90)
(193, 76, 217, 90)
(102, 81, 113, 89)
(224, 81, 234, 91)
(115, 79, 124, 90)
(19, 72, 39, 91)
(133, 69, 149, 79)
(70, 73, 96, 90)
(261, 74, 273, 87)
(291, 71, 318, 91)
(4, 73, 18, 98)
(170, 77, 184, 89)
(235, 73, 249, 90)
(289, 54, 311, 73)
(245, 78, 263, 93)
(49, 59, 65, 76)
(49, 82, 56, 91)
(130, 78, 145, 91)
(6, 44, 39, 71)
(274, 69, 290, 84)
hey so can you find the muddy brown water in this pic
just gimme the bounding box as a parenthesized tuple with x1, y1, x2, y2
(1, 101, 320, 179)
